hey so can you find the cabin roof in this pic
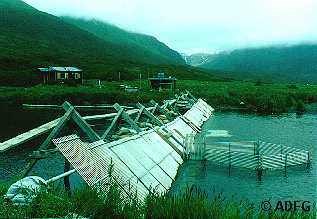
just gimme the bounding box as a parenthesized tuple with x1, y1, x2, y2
(38, 67, 82, 72)
(148, 77, 177, 81)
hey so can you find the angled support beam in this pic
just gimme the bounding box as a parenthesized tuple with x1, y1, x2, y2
(151, 102, 158, 114)
(21, 107, 74, 177)
(186, 90, 198, 102)
(113, 103, 142, 133)
(62, 102, 100, 142)
(183, 91, 196, 105)
(134, 105, 145, 123)
(183, 94, 195, 106)
(136, 103, 163, 126)
(150, 100, 173, 121)
(102, 108, 124, 139)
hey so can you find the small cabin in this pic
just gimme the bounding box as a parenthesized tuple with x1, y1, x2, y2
(149, 72, 176, 91)
(38, 67, 83, 85)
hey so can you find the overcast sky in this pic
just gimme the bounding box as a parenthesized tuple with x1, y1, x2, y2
(23, 0, 317, 54)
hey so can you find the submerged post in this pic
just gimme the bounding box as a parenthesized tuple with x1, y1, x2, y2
(228, 143, 231, 176)
(307, 151, 311, 169)
(284, 153, 288, 177)
(255, 141, 262, 181)
(64, 159, 71, 196)
(257, 156, 263, 181)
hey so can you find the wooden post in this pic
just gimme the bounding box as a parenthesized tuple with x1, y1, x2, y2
(134, 105, 145, 123)
(136, 103, 163, 126)
(150, 100, 173, 121)
(255, 141, 262, 181)
(183, 92, 196, 105)
(186, 90, 198, 102)
(113, 103, 142, 133)
(102, 108, 124, 139)
(21, 107, 74, 177)
(257, 156, 263, 181)
(228, 143, 231, 176)
(21, 102, 101, 178)
(284, 153, 288, 177)
(64, 159, 71, 196)
(62, 102, 101, 142)
(151, 102, 158, 114)
(307, 152, 310, 169)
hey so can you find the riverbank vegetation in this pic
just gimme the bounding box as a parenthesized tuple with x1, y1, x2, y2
(0, 182, 315, 219)
(0, 80, 316, 114)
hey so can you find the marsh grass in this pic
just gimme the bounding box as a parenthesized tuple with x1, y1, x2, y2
(1, 80, 316, 114)
(0, 181, 315, 219)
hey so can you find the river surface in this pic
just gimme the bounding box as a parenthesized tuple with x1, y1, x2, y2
(171, 112, 317, 208)
(0, 109, 316, 208)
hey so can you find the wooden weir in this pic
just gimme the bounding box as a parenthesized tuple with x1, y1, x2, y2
(1, 90, 312, 202)
(2, 91, 209, 201)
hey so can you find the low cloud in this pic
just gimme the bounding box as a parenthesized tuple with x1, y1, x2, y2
(23, 0, 317, 54)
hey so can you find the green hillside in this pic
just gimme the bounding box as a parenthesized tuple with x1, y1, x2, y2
(0, 0, 192, 86)
(62, 17, 185, 66)
(199, 44, 317, 83)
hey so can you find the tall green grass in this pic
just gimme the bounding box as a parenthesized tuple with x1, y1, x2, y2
(0, 80, 317, 114)
(0, 182, 315, 218)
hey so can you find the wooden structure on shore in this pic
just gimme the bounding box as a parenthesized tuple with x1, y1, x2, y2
(38, 67, 83, 85)
(149, 72, 177, 91)
(1, 91, 212, 202)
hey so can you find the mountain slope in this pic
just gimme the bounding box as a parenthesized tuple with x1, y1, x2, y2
(199, 45, 317, 83)
(0, 0, 186, 85)
(62, 17, 185, 65)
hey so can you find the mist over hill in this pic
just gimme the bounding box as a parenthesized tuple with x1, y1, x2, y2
(61, 17, 185, 66)
(197, 44, 317, 83)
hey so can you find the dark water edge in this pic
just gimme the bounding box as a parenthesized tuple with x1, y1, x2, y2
(215, 101, 317, 114)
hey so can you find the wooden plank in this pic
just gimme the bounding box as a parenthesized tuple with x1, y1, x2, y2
(150, 100, 173, 121)
(102, 108, 124, 139)
(0, 118, 60, 153)
(134, 105, 145, 123)
(113, 103, 142, 133)
(64, 159, 71, 196)
(0, 106, 155, 153)
(23, 104, 133, 110)
(136, 103, 163, 126)
(62, 102, 101, 142)
(84, 108, 140, 121)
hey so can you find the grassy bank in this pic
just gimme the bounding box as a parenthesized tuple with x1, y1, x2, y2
(0, 80, 317, 114)
(1, 182, 315, 219)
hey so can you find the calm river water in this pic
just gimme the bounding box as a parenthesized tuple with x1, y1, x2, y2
(172, 112, 317, 208)
(0, 108, 316, 207)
